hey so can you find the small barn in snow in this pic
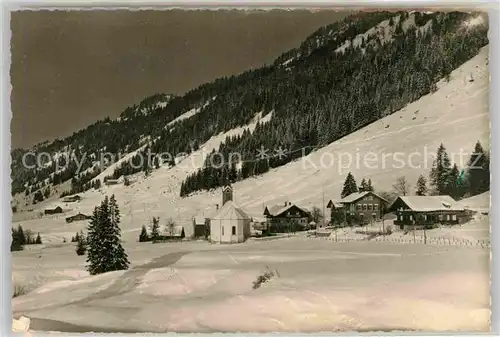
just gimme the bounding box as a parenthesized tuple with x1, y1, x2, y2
(210, 185, 251, 244)
(44, 206, 63, 215)
(62, 195, 81, 203)
(65, 213, 91, 223)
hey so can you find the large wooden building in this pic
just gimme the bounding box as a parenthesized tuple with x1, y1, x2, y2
(263, 202, 310, 232)
(388, 195, 469, 229)
(335, 191, 388, 225)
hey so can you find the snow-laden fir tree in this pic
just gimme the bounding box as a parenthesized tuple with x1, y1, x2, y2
(86, 195, 129, 275)
(430, 144, 452, 195)
(466, 141, 490, 196)
(341, 172, 358, 198)
(35, 232, 42, 244)
(415, 174, 428, 196)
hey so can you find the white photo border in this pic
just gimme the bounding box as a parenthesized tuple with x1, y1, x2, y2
(1, 1, 498, 336)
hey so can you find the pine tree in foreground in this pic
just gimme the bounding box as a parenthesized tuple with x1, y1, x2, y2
(341, 172, 358, 199)
(86, 195, 129, 275)
(415, 175, 428, 196)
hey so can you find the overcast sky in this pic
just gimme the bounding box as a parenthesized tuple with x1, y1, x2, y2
(10, 9, 349, 149)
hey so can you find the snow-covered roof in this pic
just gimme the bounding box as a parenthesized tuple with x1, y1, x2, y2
(327, 200, 344, 209)
(389, 195, 465, 212)
(264, 203, 310, 217)
(211, 201, 251, 221)
(340, 191, 388, 204)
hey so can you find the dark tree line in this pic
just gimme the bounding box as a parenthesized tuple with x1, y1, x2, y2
(11, 225, 42, 251)
(428, 141, 489, 199)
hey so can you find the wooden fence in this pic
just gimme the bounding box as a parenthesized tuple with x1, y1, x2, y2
(304, 234, 490, 249)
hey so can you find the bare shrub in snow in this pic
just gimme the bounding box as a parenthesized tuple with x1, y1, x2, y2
(12, 283, 28, 298)
(252, 266, 280, 290)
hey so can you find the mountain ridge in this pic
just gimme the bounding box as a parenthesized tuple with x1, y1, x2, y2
(11, 11, 489, 210)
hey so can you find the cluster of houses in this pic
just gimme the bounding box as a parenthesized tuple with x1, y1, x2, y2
(327, 191, 471, 229)
(46, 184, 473, 245)
(44, 194, 92, 224)
(190, 185, 473, 244)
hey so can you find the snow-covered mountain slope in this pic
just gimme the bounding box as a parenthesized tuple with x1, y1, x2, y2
(19, 45, 489, 242)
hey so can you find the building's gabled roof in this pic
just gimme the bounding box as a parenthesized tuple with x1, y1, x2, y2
(251, 216, 267, 223)
(66, 212, 90, 218)
(388, 195, 465, 212)
(63, 195, 81, 200)
(264, 203, 310, 217)
(327, 200, 344, 209)
(211, 200, 251, 221)
(340, 191, 389, 204)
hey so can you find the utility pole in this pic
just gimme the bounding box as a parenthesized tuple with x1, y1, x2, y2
(322, 186, 326, 228)
(382, 209, 385, 240)
(413, 216, 416, 244)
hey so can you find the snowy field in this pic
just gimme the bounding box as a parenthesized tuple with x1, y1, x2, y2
(12, 238, 490, 332)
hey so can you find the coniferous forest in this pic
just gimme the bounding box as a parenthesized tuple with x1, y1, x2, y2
(11, 11, 489, 202)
